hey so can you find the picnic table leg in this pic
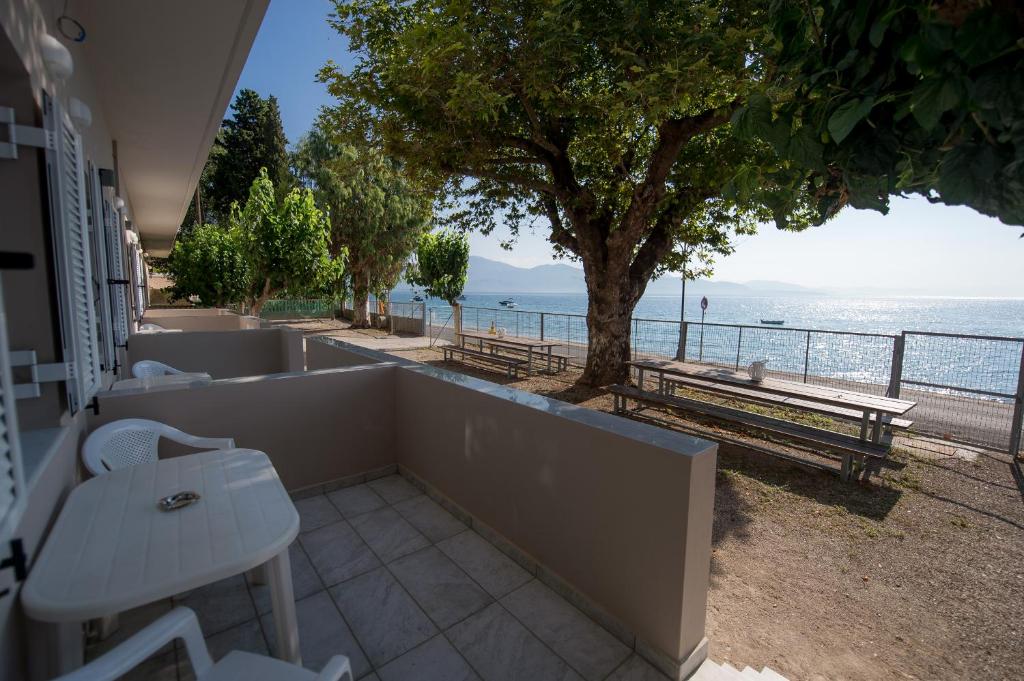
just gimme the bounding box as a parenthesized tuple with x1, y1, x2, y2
(266, 547, 302, 665)
(859, 411, 870, 441)
(527, 346, 534, 375)
(871, 411, 884, 444)
(637, 368, 645, 390)
(547, 346, 553, 373)
(658, 373, 664, 395)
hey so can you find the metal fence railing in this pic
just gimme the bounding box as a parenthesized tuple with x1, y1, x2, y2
(430, 304, 1024, 455)
(257, 298, 339, 319)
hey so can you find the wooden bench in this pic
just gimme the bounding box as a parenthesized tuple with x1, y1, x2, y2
(443, 345, 527, 378)
(608, 384, 890, 482)
(659, 374, 913, 432)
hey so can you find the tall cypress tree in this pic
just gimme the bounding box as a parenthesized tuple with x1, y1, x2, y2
(205, 89, 292, 224)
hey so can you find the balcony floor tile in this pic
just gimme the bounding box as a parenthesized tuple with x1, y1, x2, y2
(295, 495, 343, 532)
(350, 507, 430, 563)
(446, 602, 584, 681)
(301, 519, 382, 586)
(376, 634, 480, 681)
(329, 566, 438, 667)
(328, 484, 388, 519)
(389, 546, 492, 629)
(501, 580, 631, 681)
(260, 590, 372, 679)
(436, 531, 533, 599)
(393, 494, 467, 542)
(366, 475, 422, 504)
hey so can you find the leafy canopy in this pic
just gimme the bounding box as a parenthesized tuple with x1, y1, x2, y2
(231, 168, 340, 307)
(293, 120, 432, 301)
(320, 0, 815, 282)
(407, 230, 470, 306)
(166, 223, 250, 307)
(735, 0, 1024, 226)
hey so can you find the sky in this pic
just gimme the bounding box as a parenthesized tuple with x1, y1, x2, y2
(233, 0, 1024, 298)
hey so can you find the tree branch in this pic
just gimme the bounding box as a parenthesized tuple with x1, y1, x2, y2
(543, 197, 580, 256)
(614, 102, 739, 251)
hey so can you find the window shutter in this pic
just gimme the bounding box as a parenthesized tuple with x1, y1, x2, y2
(45, 96, 101, 411)
(129, 243, 146, 319)
(85, 163, 115, 372)
(105, 204, 130, 347)
(0, 279, 27, 541)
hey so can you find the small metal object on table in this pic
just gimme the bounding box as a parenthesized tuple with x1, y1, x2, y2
(21, 449, 301, 677)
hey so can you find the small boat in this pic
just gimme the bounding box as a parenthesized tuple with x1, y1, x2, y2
(498, 299, 516, 307)
(412, 295, 424, 302)
(458, 295, 467, 301)
(760, 319, 784, 325)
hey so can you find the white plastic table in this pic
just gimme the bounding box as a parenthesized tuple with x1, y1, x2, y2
(21, 449, 301, 675)
(109, 371, 213, 392)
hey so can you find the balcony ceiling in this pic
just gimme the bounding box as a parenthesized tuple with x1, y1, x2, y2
(78, 0, 269, 256)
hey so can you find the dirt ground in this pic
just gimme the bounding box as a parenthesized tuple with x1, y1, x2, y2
(369, 344, 1024, 681)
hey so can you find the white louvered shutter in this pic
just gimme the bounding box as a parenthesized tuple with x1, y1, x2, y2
(130, 244, 146, 319)
(105, 204, 131, 347)
(0, 279, 27, 541)
(46, 99, 101, 411)
(86, 163, 115, 372)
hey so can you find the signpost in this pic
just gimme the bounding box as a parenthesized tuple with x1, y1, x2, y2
(698, 296, 708, 362)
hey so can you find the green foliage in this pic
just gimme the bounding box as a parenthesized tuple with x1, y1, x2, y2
(231, 168, 341, 311)
(321, 0, 818, 381)
(292, 120, 431, 315)
(407, 230, 470, 305)
(735, 0, 1024, 226)
(206, 90, 293, 224)
(166, 223, 250, 307)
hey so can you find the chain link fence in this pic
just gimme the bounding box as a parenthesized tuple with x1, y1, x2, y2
(430, 304, 1023, 454)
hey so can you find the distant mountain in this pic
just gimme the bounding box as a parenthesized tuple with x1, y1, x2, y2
(396, 256, 828, 296)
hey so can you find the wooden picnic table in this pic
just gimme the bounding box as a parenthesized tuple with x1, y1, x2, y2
(457, 330, 564, 374)
(628, 358, 916, 445)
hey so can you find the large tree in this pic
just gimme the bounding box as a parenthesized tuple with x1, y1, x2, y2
(735, 0, 1024, 227)
(407, 230, 470, 329)
(293, 121, 432, 327)
(207, 89, 293, 223)
(166, 223, 250, 307)
(231, 168, 339, 315)
(321, 0, 815, 385)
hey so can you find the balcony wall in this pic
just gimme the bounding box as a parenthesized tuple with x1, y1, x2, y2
(306, 335, 390, 370)
(126, 327, 304, 379)
(85, 353, 717, 678)
(140, 311, 264, 331)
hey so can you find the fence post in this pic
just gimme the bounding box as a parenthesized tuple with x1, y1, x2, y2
(420, 302, 427, 336)
(540, 312, 545, 340)
(735, 326, 743, 369)
(676, 322, 688, 361)
(1010, 342, 1024, 458)
(803, 331, 811, 383)
(887, 332, 906, 398)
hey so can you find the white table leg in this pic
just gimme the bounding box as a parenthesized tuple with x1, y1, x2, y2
(28, 619, 83, 680)
(266, 548, 302, 665)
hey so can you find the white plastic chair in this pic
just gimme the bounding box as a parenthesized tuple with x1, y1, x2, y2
(82, 418, 235, 476)
(131, 359, 186, 379)
(139, 323, 168, 331)
(56, 607, 352, 681)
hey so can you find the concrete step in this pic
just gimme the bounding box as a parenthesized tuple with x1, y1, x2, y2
(688, 659, 791, 681)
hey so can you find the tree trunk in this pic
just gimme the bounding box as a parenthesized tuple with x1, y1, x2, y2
(452, 302, 462, 335)
(250, 278, 273, 318)
(580, 271, 635, 386)
(352, 280, 371, 327)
